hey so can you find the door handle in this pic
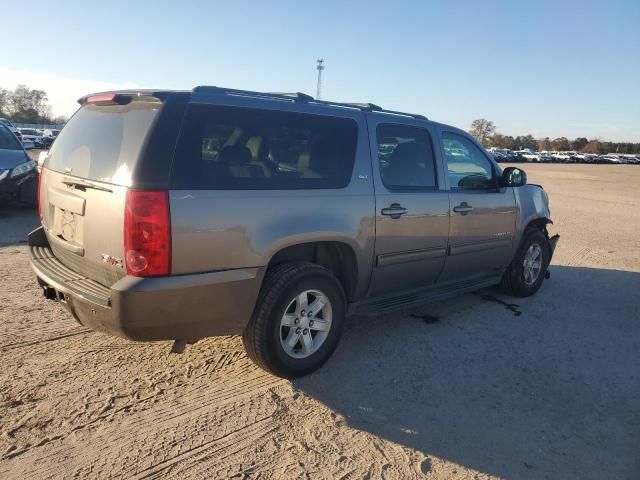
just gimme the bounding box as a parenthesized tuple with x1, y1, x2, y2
(453, 202, 473, 215)
(381, 203, 408, 219)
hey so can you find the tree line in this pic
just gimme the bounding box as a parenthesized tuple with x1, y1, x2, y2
(0, 85, 67, 124)
(469, 119, 640, 155)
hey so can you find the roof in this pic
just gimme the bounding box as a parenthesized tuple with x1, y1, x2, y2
(78, 86, 427, 121)
(192, 86, 428, 120)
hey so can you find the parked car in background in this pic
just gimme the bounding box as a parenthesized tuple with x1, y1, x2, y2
(18, 128, 44, 148)
(537, 151, 553, 162)
(488, 148, 514, 162)
(0, 124, 38, 205)
(552, 151, 571, 162)
(601, 154, 623, 164)
(515, 150, 542, 162)
(0, 118, 22, 141)
(29, 86, 559, 377)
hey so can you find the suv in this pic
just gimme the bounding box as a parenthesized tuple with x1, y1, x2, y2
(29, 87, 559, 378)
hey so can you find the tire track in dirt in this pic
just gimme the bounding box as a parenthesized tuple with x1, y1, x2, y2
(0, 343, 260, 462)
(0, 328, 93, 351)
(1, 360, 287, 479)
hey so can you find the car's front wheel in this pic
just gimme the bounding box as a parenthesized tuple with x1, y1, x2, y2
(500, 228, 551, 297)
(242, 262, 346, 378)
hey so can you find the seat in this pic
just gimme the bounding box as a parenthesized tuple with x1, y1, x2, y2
(218, 144, 264, 178)
(245, 136, 272, 177)
(300, 137, 341, 179)
(382, 141, 434, 187)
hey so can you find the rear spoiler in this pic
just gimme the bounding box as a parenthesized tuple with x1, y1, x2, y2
(77, 90, 181, 106)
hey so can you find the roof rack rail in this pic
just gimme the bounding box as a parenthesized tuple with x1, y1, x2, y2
(192, 86, 427, 120)
(267, 92, 315, 103)
(193, 86, 313, 103)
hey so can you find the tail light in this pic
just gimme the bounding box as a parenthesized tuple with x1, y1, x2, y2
(124, 190, 171, 277)
(37, 168, 44, 222)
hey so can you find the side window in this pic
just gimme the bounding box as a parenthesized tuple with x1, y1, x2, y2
(171, 105, 358, 189)
(442, 132, 494, 190)
(377, 124, 437, 189)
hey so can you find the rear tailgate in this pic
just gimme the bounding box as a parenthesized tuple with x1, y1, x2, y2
(40, 97, 162, 287)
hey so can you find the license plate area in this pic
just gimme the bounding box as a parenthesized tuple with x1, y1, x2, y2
(52, 207, 85, 244)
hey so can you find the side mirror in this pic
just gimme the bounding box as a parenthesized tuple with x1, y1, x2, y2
(501, 166, 527, 187)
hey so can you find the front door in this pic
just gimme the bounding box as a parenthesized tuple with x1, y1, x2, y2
(439, 131, 517, 283)
(368, 121, 450, 297)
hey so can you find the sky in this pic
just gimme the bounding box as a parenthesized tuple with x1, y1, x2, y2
(1, 0, 638, 141)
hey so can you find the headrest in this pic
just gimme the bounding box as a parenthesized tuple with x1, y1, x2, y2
(388, 142, 425, 167)
(218, 144, 252, 166)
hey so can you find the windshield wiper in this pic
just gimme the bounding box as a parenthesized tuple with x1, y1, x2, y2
(62, 177, 113, 193)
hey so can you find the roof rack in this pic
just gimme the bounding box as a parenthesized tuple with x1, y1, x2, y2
(192, 86, 427, 120)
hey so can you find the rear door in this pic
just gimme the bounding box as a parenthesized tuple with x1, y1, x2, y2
(368, 119, 450, 297)
(438, 130, 517, 283)
(40, 97, 165, 287)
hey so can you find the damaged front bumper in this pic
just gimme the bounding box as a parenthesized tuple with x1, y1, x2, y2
(548, 234, 560, 257)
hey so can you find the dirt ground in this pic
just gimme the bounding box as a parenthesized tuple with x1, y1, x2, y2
(1, 164, 639, 479)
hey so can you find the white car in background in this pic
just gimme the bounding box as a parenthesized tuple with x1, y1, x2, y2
(537, 151, 553, 162)
(515, 150, 542, 162)
(17, 128, 44, 148)
(601, 154, 623, 164)
(553, 151, 572, 162)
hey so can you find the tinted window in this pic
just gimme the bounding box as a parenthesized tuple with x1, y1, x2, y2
(171, 105, 358, 189)
(377, 124, 436, 189)
(442, 132, 494, 189)
(46, 101, 160, 185)
(0, 126, 22, 150)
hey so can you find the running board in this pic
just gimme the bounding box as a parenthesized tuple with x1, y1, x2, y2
(349, 275, 502, 316)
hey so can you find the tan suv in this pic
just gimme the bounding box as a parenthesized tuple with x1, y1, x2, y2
(29, 87, 559, 377)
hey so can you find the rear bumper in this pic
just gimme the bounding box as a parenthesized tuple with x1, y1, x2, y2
(28, 227, 264, 341)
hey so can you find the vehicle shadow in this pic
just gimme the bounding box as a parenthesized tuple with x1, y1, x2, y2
(0, 204, 38, 247)
(295, 265, 640, 479)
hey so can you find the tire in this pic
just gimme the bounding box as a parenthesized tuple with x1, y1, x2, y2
(242, 262, 346, 378)
(500, 228, 551, 297)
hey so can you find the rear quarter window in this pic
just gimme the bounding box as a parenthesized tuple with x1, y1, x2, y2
(170, 105, 358, 190)
(46, 101, 160, 185)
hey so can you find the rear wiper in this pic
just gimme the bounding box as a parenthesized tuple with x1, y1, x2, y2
(62, 177, 113, 193)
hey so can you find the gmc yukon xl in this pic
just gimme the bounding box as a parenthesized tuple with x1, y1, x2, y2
(29, 87, 559, 377)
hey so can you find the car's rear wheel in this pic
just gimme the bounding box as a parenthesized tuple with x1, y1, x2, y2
(500, 228, 551, 297)
(242, 262, 346, 378)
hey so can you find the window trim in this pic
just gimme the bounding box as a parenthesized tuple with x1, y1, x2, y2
(375, 122, 439, 193)
(170, 103, 360, 191)
(441, 130, 499, 192)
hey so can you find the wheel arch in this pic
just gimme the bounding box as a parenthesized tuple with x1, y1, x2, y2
(265, 241, 359, 303)
(524, 216, 553, 234)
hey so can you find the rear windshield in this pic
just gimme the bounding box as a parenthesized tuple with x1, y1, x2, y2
(46, 101, 160, 185)
(171, 105, 358, 190)
(0, 126, 22, 150)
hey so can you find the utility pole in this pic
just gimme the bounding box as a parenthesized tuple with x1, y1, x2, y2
(316, 59, 324, 100)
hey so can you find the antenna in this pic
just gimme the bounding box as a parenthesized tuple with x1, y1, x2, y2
(316, 59, 325, 100)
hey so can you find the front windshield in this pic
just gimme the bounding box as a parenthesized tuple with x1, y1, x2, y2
(0, 126, 22, 150)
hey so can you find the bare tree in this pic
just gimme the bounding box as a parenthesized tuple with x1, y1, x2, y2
(7, 84, 50, 123)
(469, 119, 496, 146)
(582, 140, 604, 154)
(551, 137, 571, 151)
(0, 88, 8, 117)
(537, 137, 552, 151)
